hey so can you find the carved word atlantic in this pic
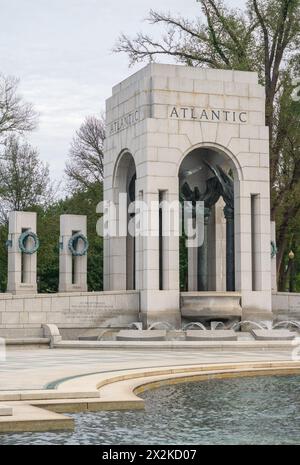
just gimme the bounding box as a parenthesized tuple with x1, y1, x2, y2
(109, 110, 140, 135)
(169, 106, 248, 123)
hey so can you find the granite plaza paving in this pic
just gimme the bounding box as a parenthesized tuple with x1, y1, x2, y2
(0, 348, 296, 391)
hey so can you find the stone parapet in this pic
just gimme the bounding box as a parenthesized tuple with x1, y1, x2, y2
(0, 291, 140, 339)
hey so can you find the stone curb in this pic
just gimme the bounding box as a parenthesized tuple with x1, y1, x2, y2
(1, 360, 300, 434)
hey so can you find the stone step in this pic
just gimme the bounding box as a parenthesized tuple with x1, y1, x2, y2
(5, 338, 50, 345)
(116, 330, 167, 341)
(251, 329, 297, 341)
(0, 405, 13, 416)
(186, 330, 238, 341)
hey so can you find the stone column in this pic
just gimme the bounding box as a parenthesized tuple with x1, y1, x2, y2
(59, 215, 88, 293)
(208, 199, 227, 291)
(106, 181, 127, 291)
(134, 187, 144, 291)
(235, 183, 272, 322)
(188, 247, 198, 291)
(140, 189, 180, 328)
(7, 211, 37, 295)
(142, 192, 160, 292)
(197, 207, 211, 291)
(161, 191, 180, 292)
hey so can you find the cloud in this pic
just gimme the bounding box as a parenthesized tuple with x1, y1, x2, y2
(0, 0, 244, 188)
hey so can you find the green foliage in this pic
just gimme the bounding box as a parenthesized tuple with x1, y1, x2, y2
(277, 211, 300, 292)
(179, 234, 188, 291)
(0, 135, 54, 222)
(0, 183, 103, 293)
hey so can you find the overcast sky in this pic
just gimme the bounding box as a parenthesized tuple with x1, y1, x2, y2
(0, 0, 245, 185)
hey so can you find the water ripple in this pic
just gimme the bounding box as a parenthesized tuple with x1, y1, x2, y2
(1, 375, 300, 445)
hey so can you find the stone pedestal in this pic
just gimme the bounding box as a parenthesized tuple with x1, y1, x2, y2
(181, 291, 242, 323)
(7, 212, 37, 295)
(186, 329, 237, 341)
(207, 200, 227, 292)
(0, 405, 13, 416)
(242, 307, 274, 330)
(140, 290, 181, 329)
(59, 215, 88, 293)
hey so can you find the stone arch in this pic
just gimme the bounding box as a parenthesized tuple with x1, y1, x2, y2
(177, 142, 244, 182)
(112, 149, 137, 290)
(178, 143, 239, 293)
(113, 149, 136, 197)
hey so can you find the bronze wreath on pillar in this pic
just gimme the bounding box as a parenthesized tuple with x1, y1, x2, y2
(68, 232, 89, 256)
(18, 231, 40, 255)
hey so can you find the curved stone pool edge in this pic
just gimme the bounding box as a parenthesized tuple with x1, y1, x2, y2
(133, 364, 300, 397)
(1, 360, 300, 434)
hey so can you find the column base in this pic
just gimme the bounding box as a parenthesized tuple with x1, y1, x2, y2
(7, 284, 37, 295)
(241, 290, 273, 329)
(140, 290, 181, 329)
(242, 308, 274, 327)
(59, 284, 88, 293)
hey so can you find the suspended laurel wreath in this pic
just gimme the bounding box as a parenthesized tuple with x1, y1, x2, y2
(68, 232, 89, 257)
(18, 231, 40, 255)
(271, 240, 278, 259)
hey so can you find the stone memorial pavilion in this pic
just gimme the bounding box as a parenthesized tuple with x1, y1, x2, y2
(0, 63, 298, 338)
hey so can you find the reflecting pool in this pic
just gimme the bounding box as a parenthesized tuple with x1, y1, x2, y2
(1, 375, 300, 445)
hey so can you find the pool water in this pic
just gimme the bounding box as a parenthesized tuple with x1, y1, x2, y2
(1, 375, 300, 445)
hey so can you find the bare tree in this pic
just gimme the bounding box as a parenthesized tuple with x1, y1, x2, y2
(65, 115, 105, 192)
(115, 2, 299, 151)
(0, 74, 38, 143)
(115, 0, 300, 288)
(115, 7, 258, 69)
(0, 135, 54, 223)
